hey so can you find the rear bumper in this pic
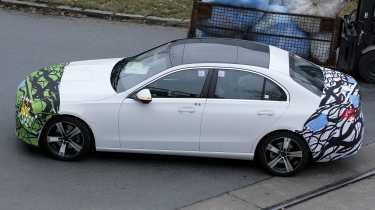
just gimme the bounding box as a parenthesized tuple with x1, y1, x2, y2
(316, 115, 364, 163)
(302, 111, 364, 163)
(299, 69, 364, 162)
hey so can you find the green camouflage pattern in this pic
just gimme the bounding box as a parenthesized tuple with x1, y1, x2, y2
(16, 64, 66, 146)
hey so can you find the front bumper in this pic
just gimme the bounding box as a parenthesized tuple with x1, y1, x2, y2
(15, 64, 66, 146)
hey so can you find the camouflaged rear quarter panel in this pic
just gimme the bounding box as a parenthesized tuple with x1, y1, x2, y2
(299, 70, 364, 162)
(16, 64, 66, 146)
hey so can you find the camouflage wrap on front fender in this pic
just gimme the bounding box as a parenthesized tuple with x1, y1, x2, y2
(16, 64, 66, 146)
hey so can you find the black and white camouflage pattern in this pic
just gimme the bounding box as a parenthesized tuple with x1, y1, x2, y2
(299, 69, 364, 162)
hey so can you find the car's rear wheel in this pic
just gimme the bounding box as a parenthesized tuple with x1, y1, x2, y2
(257, 132, 311, 176)
(40, 116, 92, 161)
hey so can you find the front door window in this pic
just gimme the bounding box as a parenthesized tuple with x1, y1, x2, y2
(146, 69, 209, 98)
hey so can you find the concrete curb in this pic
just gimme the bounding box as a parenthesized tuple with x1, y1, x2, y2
(0, 0, 190, 27)
(263, 169, 375, 210)
(180, 143, 375, 210)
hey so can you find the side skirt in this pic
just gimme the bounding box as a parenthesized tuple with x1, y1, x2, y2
(96, 147, 254, 160)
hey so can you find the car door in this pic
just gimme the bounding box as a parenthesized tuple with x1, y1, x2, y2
(119, 68, 210, 151)
(200, 69, 290, 154)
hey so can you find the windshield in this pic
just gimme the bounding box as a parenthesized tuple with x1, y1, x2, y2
(290, 54, 324, 96)
(113, 44, 172, 92)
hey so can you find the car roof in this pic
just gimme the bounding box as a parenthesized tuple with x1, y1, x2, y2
(169, 38, 270, 69)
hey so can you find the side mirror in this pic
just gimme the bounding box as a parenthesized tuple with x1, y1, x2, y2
(136, 89, 152, 104)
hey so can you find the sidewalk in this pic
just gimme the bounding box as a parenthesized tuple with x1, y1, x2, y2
(290, 176, 375, 210)
(180, 143, 375, 210)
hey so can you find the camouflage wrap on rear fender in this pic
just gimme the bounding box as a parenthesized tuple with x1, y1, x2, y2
(16, 64, 66, 146)
(299, 70, 364, 162)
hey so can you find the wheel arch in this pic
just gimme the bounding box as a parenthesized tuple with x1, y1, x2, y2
(254, 129, 311, 160)
(40, 114, 96, 151)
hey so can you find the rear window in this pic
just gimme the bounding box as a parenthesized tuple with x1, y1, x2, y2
(289, 55, 324, 96)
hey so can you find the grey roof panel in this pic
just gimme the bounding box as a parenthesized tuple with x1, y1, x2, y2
(170, 38, 270, 68)
(237, 46, 270, 68)
(183, 43, 237, 64)
(170, 44, 185, 66)
(172, 38, 269, 52)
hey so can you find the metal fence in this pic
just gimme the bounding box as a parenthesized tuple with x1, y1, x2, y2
(188, 1, 342, 67)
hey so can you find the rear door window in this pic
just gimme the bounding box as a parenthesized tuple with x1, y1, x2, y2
(213, 69, 287, 101)
(214, 70, 264, 100)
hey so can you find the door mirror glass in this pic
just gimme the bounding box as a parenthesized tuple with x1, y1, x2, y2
(136, 89, 152, 103)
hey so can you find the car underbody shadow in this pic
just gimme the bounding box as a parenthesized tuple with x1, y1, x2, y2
(89, 150, 259, 169)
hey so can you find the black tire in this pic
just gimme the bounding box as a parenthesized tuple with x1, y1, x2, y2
(40, 116, 92, 161)
(358, 51, 375, 84)
(257, 132, 311, 177)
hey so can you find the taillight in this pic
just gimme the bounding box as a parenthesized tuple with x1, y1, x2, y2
(340, 108, 358, 120)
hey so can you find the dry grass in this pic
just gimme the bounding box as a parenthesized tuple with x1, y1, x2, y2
(46, 0, 193, 19)
(39, 0, 358, 19)
(342, 0, 358, 16)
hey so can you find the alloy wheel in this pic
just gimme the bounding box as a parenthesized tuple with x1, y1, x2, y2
(46, 121, 85, 159)
(265, 137, 304, 174)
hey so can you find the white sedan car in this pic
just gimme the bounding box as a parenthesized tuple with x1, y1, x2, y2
(16, 38, 364, 176)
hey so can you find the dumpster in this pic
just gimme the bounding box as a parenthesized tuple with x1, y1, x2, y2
(188, 0, 342, 68)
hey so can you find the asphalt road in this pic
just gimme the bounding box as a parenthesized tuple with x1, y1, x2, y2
(0, 8, 374, 210)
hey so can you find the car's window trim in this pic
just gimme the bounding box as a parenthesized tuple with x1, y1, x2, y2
(127, 67, 213, 99)
(122, 65, 289, 103)
(207, 69, 218, 99)
(208, 67, 290, 102)
(201, 70, 215, 98)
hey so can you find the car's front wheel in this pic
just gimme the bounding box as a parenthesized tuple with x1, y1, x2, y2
(257, 132, 311, 176)
(40, 116, 92, 161)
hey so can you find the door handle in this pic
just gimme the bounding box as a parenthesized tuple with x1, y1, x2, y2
(178, 107, 195, 114)
(257, 111, 274, 117)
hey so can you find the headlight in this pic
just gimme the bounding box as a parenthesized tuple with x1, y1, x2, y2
(16, 79, 33, 126)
